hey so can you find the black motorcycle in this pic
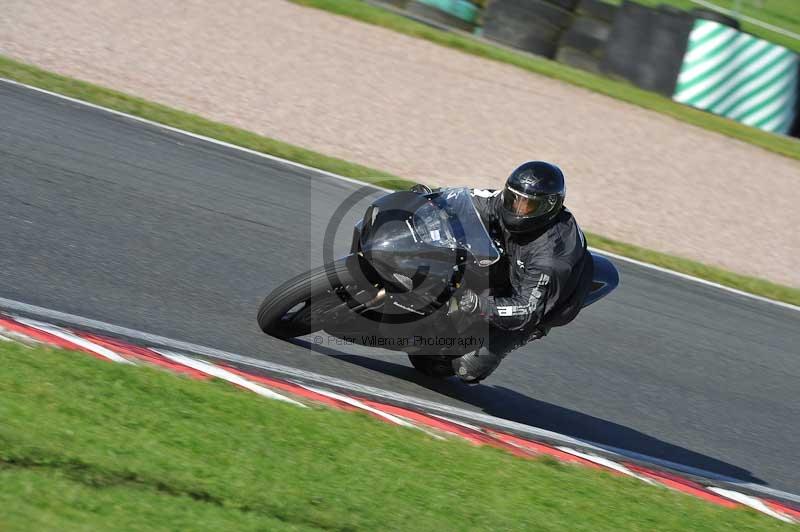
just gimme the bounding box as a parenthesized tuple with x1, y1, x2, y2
(258, 187, 618, 377)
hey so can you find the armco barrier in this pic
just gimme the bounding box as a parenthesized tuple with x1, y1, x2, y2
(674, 20, 799, 135)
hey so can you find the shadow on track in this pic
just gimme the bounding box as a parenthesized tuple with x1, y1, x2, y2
(291, 338, 765, 486)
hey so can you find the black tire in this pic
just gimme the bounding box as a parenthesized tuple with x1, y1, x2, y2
(570, 15, 612, 40)
(484, 28, 560, 56)
(258, 258, 359, 340)
(483, 12, 562, 57)
(560, 31, 605, 56)
(555, 46, 603, 73)
(484, 16, 563, 45)
(540, 0, 581, 12)
(408, 354, 457, 378)
(485, 0, 575, 29)
(374, 0, 410, 8)
(576, 0, 618, 23)
(560, 16, 611, 55)
(691, 8, 740, 29)
(658, 5, 686, 17)
(569, 17, 611, 41)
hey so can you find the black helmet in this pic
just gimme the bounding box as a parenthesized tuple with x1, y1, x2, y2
(501, 161, 566, 234)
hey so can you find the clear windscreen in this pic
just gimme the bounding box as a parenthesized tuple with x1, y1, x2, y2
(412, 187, 500, 267)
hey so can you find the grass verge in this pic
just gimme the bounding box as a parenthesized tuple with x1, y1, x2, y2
(0, 342, 792, 531)
(584, 232, 800, 305)
(290, 0, 800, 161)
(1, 54, 798, 306)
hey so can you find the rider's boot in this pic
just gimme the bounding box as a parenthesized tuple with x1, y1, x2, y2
(452, 349, 504, 384)
(452, 326, 549, 384)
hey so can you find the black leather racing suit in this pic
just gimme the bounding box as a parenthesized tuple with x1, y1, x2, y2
(452, 189, 594, 382)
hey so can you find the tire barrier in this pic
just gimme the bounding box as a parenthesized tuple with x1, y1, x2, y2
(602, 2, 695, 96)
(792, 79, 800, 136)
(374, 0, 412, 8)
(381, 0, 800, 137)
(482, 0, 576, 58)
(674, 20, 799, 135)
(575, 0, 617, 23)
(560, 16, 611, 56)
(555, 1, 614, 74)
(505, 0, 575, 29)
(482, 19, 561, 57)
(555, 46, 603, 73)
(542, 0, 580, 11)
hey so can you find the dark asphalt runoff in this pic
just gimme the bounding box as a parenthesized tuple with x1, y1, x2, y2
(2, 81, 798, 493)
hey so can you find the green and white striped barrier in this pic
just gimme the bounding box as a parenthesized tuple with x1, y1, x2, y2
(674, 20, 798, 135)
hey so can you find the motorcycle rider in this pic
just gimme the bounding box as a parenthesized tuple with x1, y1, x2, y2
(419, 161, 594, 383)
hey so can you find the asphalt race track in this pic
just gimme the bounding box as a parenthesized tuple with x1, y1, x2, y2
(2, 81, 799, 494)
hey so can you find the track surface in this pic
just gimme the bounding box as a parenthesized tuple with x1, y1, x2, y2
(2, 81, 799, 493)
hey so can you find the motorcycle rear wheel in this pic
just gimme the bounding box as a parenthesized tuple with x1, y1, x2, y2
(258, 259, 360, 339)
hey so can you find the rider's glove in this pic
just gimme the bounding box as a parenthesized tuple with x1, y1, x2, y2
(457, 289, 480, 314)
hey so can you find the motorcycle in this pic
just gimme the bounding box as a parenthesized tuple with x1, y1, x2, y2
(258, 187, 619, 377)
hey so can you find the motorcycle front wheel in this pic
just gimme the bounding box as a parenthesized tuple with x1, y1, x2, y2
(257, 258, 362, 339)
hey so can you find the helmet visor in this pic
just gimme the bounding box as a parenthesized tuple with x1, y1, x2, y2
(502, 186, 557, 219)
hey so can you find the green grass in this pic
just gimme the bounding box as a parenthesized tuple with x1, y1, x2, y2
(0, 343, 793, 531)
(612, 0, 800, 54)
(1, 54, 798, 305)
(290, 0, 800, 161)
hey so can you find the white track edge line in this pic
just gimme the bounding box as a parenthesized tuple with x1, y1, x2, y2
(13, 316, 133, 364)
(0, 331, 32, 347)
(0, 326, 39, 347)
(588, 247, 800, 312)
(1, 77, 796, 312)
(429, 413, 484, 432)
(1, 297, 798, 505)
(556, 446, 658, 485)
(154, 349, 306, 407)
(709, 487, 797, 523)
(0, 78, 390, 193)
(274, 380, 446, 438)
(294, 382, 413, 427)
